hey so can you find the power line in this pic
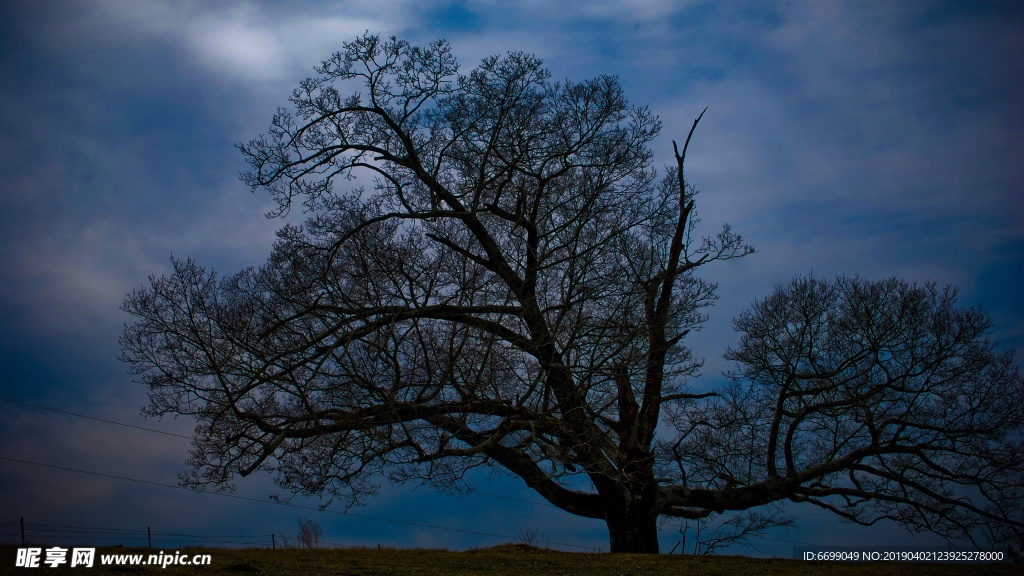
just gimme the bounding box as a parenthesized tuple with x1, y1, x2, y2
(30, 527, 136, 533)
(0, 397, 190, 439)
(2, 396, 556, 508)
(16, 523, 267, 547)
(0, 455, 594, 551)
(151, 530, 269, 539)
(32, 523, 146, 531)
(471, 490, 555, 508)
(19, 535, 146, 542)
(14, 521, 391, 549)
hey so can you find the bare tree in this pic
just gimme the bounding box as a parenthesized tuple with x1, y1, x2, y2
(677, 276, 1024, 550)
(517, 527, 538, 548)
(275, 516, 324, 549)
(294, 516, 325, 549)
(119, 33, 1023, 553)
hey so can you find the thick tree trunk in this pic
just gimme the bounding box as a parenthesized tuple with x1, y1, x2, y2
(604, 497, 660, 553)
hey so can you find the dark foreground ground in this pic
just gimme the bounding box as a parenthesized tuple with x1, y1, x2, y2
(1, 544, 1021, 575)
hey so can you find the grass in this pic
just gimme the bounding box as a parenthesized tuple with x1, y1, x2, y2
(2, 544, 1020, 575)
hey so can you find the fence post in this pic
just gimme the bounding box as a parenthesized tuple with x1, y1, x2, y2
(148, 526, 152, 549)
(272, 533, 275, 550)
(21, 516, 25, 546)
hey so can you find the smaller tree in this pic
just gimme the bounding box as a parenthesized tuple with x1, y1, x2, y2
(675, 275, 1024, 549)
(283, 516, 324, 549)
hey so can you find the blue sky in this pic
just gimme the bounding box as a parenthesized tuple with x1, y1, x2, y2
(1, 0, 1022, 556)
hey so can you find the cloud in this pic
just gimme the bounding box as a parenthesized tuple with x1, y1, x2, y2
(0, 174, 282, 349)
(36, 0, 413, 84)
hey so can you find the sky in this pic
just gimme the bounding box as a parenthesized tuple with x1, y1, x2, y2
(1, 0, 1022, 557)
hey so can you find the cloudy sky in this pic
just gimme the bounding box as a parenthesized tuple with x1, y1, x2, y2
(1, 0, 1022, 556)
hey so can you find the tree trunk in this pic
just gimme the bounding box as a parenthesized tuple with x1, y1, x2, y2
(604, 497, 660, 553)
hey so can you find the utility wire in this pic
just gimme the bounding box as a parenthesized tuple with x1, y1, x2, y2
(0, 397, 190, 439)
(471, 490, 554, 508)
(31, 523, 147, 531)
(27, 524, 144, 532)
(151, 531, 269, 539)
(1, 396, 555, 508)
(0, 455, 594, 551)
(24, 523, 267, 543)
(16, 521, 368, 549)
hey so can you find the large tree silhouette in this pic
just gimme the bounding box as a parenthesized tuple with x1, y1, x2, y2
(120, 34, 1023, 553)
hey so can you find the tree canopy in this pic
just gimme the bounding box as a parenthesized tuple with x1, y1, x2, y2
(120, 33, 1023, 553)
